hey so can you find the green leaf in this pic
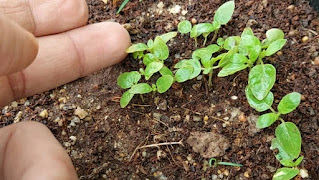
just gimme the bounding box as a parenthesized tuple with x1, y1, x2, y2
(117, 71, 141, 89)
(218, 63, 248, 77)
(129, 83, 153, 94)
(231, 53, 249, 64)
(159, 66, 173, 76)
(206, 44, 220, 54)
(143, 53, 157, 66)
(116, 0, 129, 14)
(175, 67, 193, 83)
(278, 92, 301, 114)
(245, 86, 274, 112)
(188, 59, 202, 79)
(160, 32, 178, 43)
(156, 75, 174, 93)
(224, 36, 241, 50)
(145, 62, 163, 79)
(218, 47, 237, 67)
(214, 1, 235, 25)
(280, 156, 304, 167)
(271, 122, 302, 161)
(217, 38, 225, 46)
(266, 28, 285, 43)
(190, 23, 215, 38)
(153, 37, 169, 60)
(178, 20, 192, 34)
(266, 39, 287, 56)
(203, 67, 212, 74)
(120, 90, 134, 108)
(126, 43, 149, 53)
(238, 35, 261, 62)
(248, 64, 276, 100)
(241, 27, 254, 37)
(192, 48, 212, 68)
(147, 39, 154, 49)
(273, 168, 299, 180)
(257, 113, 279, 128)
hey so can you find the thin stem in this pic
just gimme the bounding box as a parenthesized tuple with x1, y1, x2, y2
(269, 106, 276, 114)
(194, 37, 198, 48)
(212, 29, 219, 42)
(203, 37, 207, 46)
(279, 118, 285, 123)
(208, 70, 213, 87)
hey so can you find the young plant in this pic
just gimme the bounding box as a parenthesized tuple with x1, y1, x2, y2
(177, 1, 235, 47)
(209, 158, 242, 168)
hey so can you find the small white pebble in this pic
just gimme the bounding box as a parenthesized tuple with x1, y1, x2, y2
(64, 142, 71, 147)
(181, 10, 188, 15)
(69, 136, 77, 141)
(11, 101, 18, 108)
(231, 96, 238, 100)
(74, 107, 88, 119)
(14, 111, 23, 123)
(300, 169, 309, 178)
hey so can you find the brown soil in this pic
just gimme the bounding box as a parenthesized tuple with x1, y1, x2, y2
(1, 0, 319, 179)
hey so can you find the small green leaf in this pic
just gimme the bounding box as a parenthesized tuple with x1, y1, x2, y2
(145, 62, 163, 79)
(214, 1, 235, 25)
(245, 86, 274, 112)
(203, 67, 212, 74)
(120, 90, 134, 108)
(231, 53, 249, 64)
(271, 122, 302, 161)
(156, 75, 174, 93)
(257, 113, 278, 128)
(280, 156, 304, 167)
(190, 23, 215, 38)
(218, 63, 247, 77)
(218, 47, 237, 67)
(178, 20, 192, 34)
(238, 35, 261, 62)
(147, 39, 154, 49)
(143, 53, 157, 66)
(160, 32, 178, 43)
(188, 59, 202, 79)
(153, 37, 169, 60)
(192, 48, 212, 68)
(273, 168, 299, 180)
(241, 27, 254, 37)
(126, 43, 149, 53)
(266, 39, 287, 56)
(224, 36, 241, 50)
(175, 67, 193, 83)
(206, 44, 220, 54)
(266, 28, 285, 43)
(248, 64, 276, 100)
(217, 38, 225, 46)
(278, 92, 301, 114)
(159, 66, 174, 76)
(129, 83, 153, 94)
(117, 71, 141, 89)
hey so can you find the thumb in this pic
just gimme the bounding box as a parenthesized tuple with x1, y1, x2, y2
(0, 13, 38, 76)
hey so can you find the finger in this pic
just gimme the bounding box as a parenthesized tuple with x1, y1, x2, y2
(0, 121, 78, 180)
(0, 0, 88, 36)
(0, 22, 131, 107)
(0, 14, 38, 76)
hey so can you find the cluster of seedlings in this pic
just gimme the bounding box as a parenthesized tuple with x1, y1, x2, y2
(117, 1, 303, 179)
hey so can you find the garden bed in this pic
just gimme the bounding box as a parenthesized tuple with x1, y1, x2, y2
(1, 0, 319, 179)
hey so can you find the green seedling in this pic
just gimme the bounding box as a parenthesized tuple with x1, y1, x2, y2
(177, 1, 235, 47)
(116, 0, 143, 14)
(273, 168, 300, 180)
(209, 158, 242, 168)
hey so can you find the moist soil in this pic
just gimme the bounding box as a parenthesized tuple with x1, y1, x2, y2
(1, 0, 319, 179)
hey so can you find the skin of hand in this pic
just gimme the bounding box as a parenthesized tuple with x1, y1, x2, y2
(0, 0, 131, 179)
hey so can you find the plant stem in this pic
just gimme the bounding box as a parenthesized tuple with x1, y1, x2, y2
(194, 37, 198, 48)
(269, 106, 276, 113)
(208, 70, 213, 87)
(279, 118, 285, 123)
(212, 29, 219, 42)
(203, 37, 207, 46)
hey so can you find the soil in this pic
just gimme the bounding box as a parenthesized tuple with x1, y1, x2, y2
(1, 0, 319, 179)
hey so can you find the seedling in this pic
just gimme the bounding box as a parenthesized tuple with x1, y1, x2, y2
(177, 1, 235, 47)
(209, 158, 242, 168)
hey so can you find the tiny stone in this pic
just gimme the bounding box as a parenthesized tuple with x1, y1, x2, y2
(314, 57, 319, 65)
(61, 130, 67, 136)
(74, 107, 88, 119)
(223, 169, 229, 176)
(39, 109, 48, 118)
(302, 36, 309, 43)
(96, 105, 101, 110)
(191, 18, 197, 24)
(287, 5, 295, 10)
(203, 115, 209, 122)
(64, 142, 71, 147)
(181, 10, 188, 15)
(299, 169, 309, 178)
(69, 136, 77, 141)
(231, 96, 238, 100)
(223, 117, 230, 121)
(58, 97, 67, 103)
(301, 95, 306, 101)
(288, 30, 298, 36)
(292, 15, 299, 21)
(14, 111, 23, 123)
(193, 116, 201, 122)
(211, 174, 218, 180)
(142, 151, 147, 157)
(244, 171, 250, 178)
(197, 75, 203, 80)
(217, 112, 221, 117)
(11, 101, 18, 108)
(276, 51, 283, 56)
(185, 115, 190, 122)
(24, 100, 30, 106)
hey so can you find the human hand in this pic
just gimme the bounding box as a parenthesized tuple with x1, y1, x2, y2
(0, 0, 131, 179)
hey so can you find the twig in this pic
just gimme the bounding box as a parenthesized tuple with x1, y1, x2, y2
(138, 141, 184, 149)
(211, 116, 227, 123)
